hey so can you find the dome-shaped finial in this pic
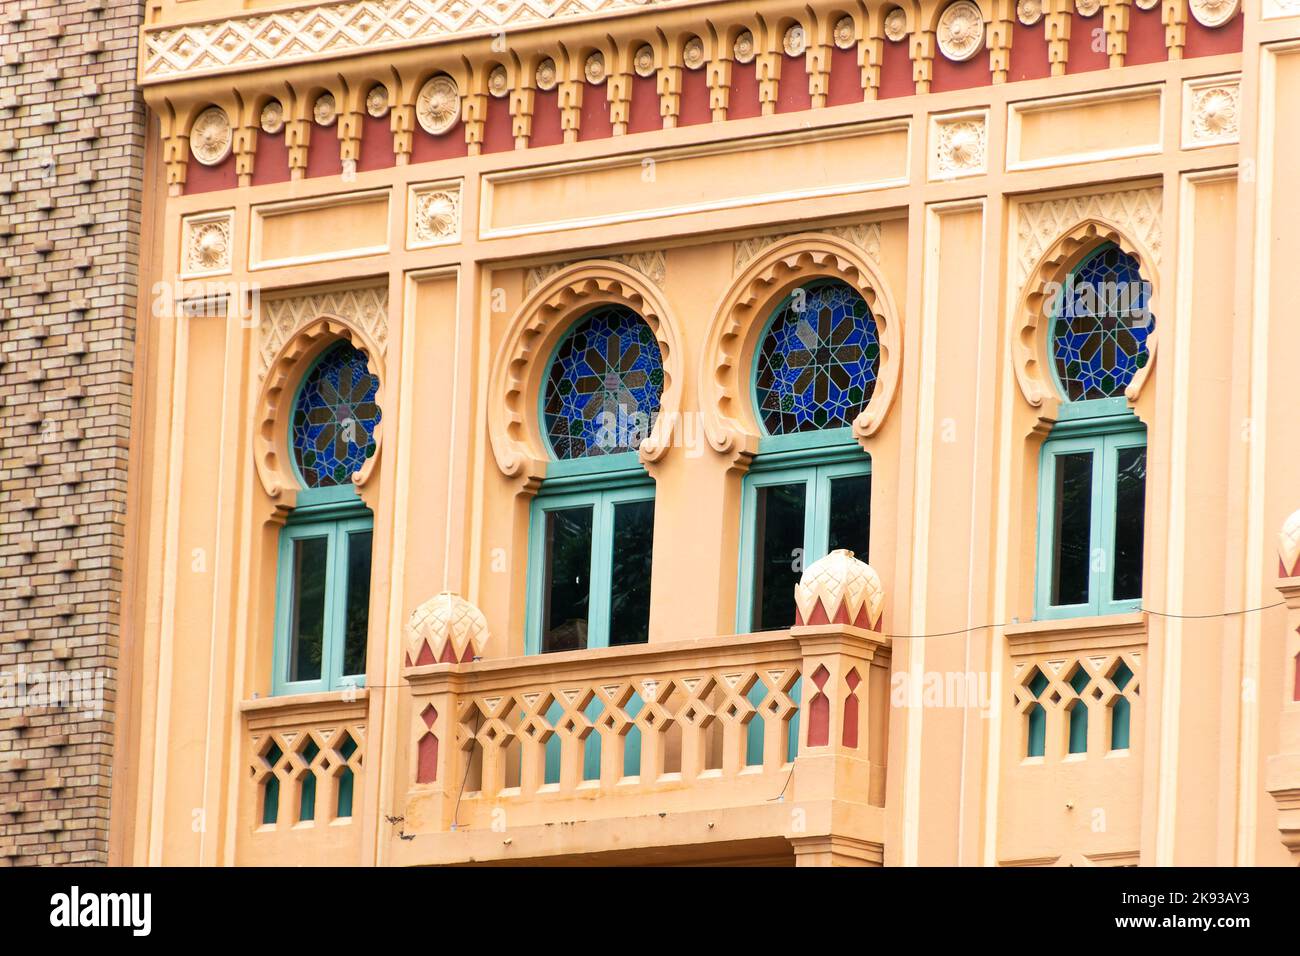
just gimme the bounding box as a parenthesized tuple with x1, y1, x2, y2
(1280, 510, 1300, 577)
(405, 591, 489, 666)
(793, 549, 884, 631)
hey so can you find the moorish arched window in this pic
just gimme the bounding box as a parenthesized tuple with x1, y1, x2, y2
(528, 306, 663, 656)
(1035, 243, 1151, 624)
(274, 341, 380, 697)
(739, 279, 877, 632)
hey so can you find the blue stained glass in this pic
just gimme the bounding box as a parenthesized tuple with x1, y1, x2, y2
(543, 305, 664, 459)
(291, 343, 382, 488)
(1052, 244, 1155, 402)
(754, 280, 880, 435)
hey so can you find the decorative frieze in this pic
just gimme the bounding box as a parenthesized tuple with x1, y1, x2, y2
(258, 285, 388, 378)
(733, 222, 883, 273)
(526, 249, 667, 293)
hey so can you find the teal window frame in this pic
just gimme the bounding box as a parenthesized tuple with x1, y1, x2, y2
(1034, 399, 1146, 621)
(272, 485, 373, 696)
(735, 428, 871, 633)
(524, 454, 656, 655)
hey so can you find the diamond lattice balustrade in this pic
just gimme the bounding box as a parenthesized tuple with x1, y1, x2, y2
(397, 625, 890, 865)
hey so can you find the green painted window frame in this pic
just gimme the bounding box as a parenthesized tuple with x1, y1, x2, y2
(1034, 401, 1146, 621)
(525, 457, 656, 656)
(735, 428, 871, 633)
(272, 492, 373, 696)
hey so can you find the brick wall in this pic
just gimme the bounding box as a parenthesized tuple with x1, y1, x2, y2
(0, 0, 145, 865)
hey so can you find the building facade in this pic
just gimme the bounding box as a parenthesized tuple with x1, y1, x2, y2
(0, 0, 149, 866)
(101, 0, 1300, 866)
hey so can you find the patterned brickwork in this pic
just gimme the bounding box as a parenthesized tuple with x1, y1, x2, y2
(0, 0, 145, 865)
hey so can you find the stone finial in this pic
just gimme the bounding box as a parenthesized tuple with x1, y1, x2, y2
(793, 549, 884, 631)
(406, 591, 489, 666)
(1280, 510, 1300, 578)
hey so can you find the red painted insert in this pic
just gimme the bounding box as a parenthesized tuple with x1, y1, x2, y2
(1009, 18, 1051, 82)
(728, 61, 761, 119)
(1185, 11, 1243, 59)
(878, 36, 913, 99)
(251, 130, 290, 186)
(807, 664, 830, 748)
(411, 118, 468, 162)
(529, 88, 563, 147)
(628, 73, 662, 133)
(357, 113, 394, 172)
(185, 150, 237, 194)
(827, 45, 862, 106)
(580, 81, 613, 140)
(931, 46, 990, 92)
(679, 67, 711, 126)
(776, 53, 811, 113)
(842, 669, 861, 749)
(305, 123, 343, 178)
(1125, 4, 1167, 66)
(414, 642, 435, 666)
(416, 732, 439, 783)
(1067, 13, 1109, 74)
(483, 96, 514, 152)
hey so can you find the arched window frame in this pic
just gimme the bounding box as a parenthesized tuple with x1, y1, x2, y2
(1033, 242, 1151, 621)
(735, 278, 879, 633)
(270, 340, 378, 696)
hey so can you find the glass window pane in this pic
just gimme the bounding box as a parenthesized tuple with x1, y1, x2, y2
(1050, 451, 1093, 607)
(826, 473, 871, 560)
(289, 536, 329, 683)
(753, 482, 807, 631)
(1112, 446, 1146, 602)
(542, 506, 594, 653)
(609, 498, 654, 646)
(342, 529, 372, 676)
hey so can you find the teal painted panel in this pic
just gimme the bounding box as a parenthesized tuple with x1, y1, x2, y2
(1027, 703, 1046, 758)
(786, 676, 803, 763)
(623, 692, 643, 777)
(336, 767, 354, 818)
(262, 777, 279, 826)
(543, 699, 564, 785)
(745, 681, 767, 766)
(582, 696, 604, 782)
(1111, 697, 1132, 750)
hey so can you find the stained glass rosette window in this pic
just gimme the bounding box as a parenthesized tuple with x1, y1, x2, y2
(754, 280, 880, 435)
(1051, 245, 1155, 402)
(292, 343, 382, 488)
(543, 305, 665, 459)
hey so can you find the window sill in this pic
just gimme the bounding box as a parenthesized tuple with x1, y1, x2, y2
(1004, 611, 1147, 655)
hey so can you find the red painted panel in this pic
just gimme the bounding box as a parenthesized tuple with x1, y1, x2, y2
(1009, 19, 1050, 82)
(1067, 13, 1109, 74)
(728, 61, 761, 120)
(931, 46, 991, 92)
(580, 81, 613, 140)
(808, 694, 830, 747)
(306, 123, 343, 178)
(357, 113, 393, 172)
(628, 74, 661, 133)
(416, 732, 439, 783)
(1125, 4, 1166, 66)
(529, 89, 563, 147)
(827, 45, 862, 106)
(776, 53, 812, 113)
(412, 118, 468, 162)
(1294, 650, 1300, 702)
(251, 130, 290, 186)
(482, 96, 514, 153)
(1185, 11, 1243, 58)
(185, 150, 237, 194)
(679, 67, 711, 126)
(842, 694, 859, 749)
(878, 37, 912, 99)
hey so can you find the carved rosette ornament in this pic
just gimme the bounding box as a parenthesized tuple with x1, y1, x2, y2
(1075, 0, 1101, 16)
(937, 1, 985, 62)
(884, 9, 908, 43)
(1281, 511, 1300, 577)
(488, 65, 509, 97)
(783, 24, 807, 57)
(1191, 84, 1240, 143)
(259, 100, 284, 135)
(405, 591, 490, 666)
(412, 188, 460, 244)
(189, 106, 232, 165)
(793, 550, 885, 631)
(365, 85, 389, 117)
(834, 17, 856, 49)
(733, 31, 755, 64)
(683, 36, 705, 69)
(585, 51, 606, 84)
(1135, 0, 1160, 9)
(934, 116, 988, 177)
(1190, 0, 1240, 27)
(535, 58, 557, 91)
(313, 92, 337, 125)
(1018, 0, 1044, 24)
(634, 44, 655, 77)
(417, 75, 460, 133)
(182, 212, 233, 276)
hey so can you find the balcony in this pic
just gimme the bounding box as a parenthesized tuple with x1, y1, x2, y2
(395, 622, 890, 866)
